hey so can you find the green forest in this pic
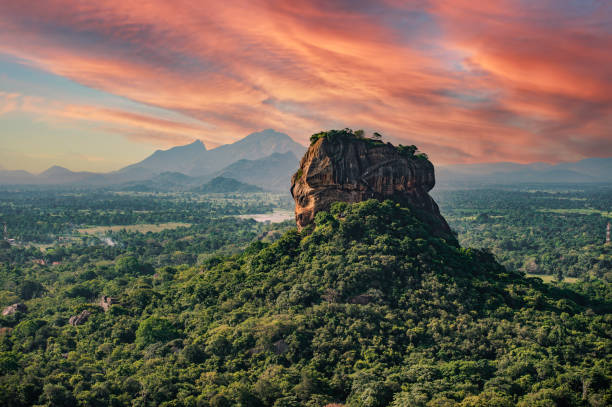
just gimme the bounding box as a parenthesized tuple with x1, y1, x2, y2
(0, 187, 610, 406)
(433, 187, 612, 282)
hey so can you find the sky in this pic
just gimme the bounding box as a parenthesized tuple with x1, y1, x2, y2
(0, 0, 610, 173)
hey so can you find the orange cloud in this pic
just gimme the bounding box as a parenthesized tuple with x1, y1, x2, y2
(0, 0, 610, 164)
(1, 94, 212, 148)
(59, 105, 212, 146)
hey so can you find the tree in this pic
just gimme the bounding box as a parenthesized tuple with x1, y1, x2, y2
(115, 255, 140, 275)
(19, 280, 45, 300)
(115, 255, 152, 275)
(0, 351, 19, 374)
(135, 316, 179, 346)
(42, 383, 76, 406)
(398, 144, 418, 156)
(460, 391, 514, 407)
(555, 266, 564, 282)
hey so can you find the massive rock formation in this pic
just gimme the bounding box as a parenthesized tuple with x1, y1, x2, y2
(290, 133, 452, 236)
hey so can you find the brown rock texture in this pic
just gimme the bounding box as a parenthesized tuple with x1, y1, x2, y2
(99, 295, 114, 312)
(69, 310, 91, 326)
(290, 136, 452, 235)
(2, 303, 27, 316)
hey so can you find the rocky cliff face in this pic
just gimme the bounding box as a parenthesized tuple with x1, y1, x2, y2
(291, 136, 452, 236)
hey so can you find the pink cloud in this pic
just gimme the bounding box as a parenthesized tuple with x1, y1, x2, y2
(0, 0, 610, 164)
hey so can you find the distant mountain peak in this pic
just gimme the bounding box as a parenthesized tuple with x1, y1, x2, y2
(240, 129, 303, 144)
(248, 128, 284, 136)
(170, 139, 207, 151)
(46, 165, 69, 171)
(188, 139, 206, 148)
(151, 139, 206, 155)
(40, 165, 73, 177)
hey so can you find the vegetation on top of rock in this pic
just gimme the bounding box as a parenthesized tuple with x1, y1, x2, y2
(309, 129, 429, 161)
(309, 128, 384, 146)
(397, 144, 429, 160)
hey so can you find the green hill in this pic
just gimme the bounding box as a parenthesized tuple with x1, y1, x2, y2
(213, 151, 299, 192)
(193, 176, 263, 193)
(117, 171, 199, 192)
(0, 200, 610, 406)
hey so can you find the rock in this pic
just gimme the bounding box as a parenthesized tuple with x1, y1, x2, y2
(291, 134, 452, 235)
(322, 288, 340, 303)
(349, 294, 373, 305)
(273, 339, 289, 354)
(2, 303, 27, 316)
(99, 296, 114, 312)
(247, 346, 264, 356)
(0, 327, 13, 336)
(69, 310, 91, 326)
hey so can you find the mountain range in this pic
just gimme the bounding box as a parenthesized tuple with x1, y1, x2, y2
(0, 129, 306, 192)
(1, 129, 610, 191)
(437, 157, 612, 187)
(119, 128, 304, 177)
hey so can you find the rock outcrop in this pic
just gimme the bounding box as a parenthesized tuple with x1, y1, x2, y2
(291, 133, 452, 236)
(69, 310, 91, 326)
(99, 295, 114, 312)
(2, 303, 27, 316)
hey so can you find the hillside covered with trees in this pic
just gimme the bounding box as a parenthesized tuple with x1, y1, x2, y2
(1, 200, 610, 406)
(434, 188, 612, 282)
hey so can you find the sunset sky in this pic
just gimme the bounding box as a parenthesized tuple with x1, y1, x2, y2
(0, 0, 610, 172)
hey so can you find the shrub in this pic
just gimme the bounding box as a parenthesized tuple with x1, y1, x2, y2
(135, 316, 179, 346)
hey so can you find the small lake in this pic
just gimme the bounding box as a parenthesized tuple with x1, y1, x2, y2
(238, 210, 294, 223)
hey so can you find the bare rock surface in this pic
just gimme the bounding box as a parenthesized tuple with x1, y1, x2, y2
(99, 295, 114, 312)
(291, 135, 452, 235)
(0, 327, 13, 336)
(2, 303, 27, 316)
(69, 310, 91, 326)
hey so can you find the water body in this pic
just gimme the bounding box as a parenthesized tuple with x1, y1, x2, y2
(238, 210, 293, 223)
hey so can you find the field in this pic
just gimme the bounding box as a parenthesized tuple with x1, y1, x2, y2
(237, 209, 294, 223)
(538, 208, 612, 217)
(77, 222, 191, 235)
(526, 273, 579, 283)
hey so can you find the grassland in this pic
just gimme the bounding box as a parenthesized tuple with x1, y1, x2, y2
(537, 208, 612, 217)
(77, 222, 191, 235)
(526, 273, 579, 283)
